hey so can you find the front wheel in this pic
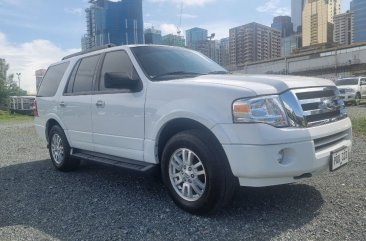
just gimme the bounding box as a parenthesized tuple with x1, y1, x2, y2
(161, 129, 237, 214)
(354, 93, 361, 106)
(48, 125, 80, 171)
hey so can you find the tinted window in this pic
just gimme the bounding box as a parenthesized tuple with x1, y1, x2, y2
(37, 62, 69, 97)
(100, 51, 138, 91)
(73, 55, 100, 93)
(131, 46, 228, 81)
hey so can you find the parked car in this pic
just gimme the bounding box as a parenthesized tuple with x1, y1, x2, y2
(335, 77, 366, 105)
(9, 96, 35, 115)
(34, 45, 352, 214)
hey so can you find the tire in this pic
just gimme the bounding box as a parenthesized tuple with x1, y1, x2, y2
(161, 129, 238, 215)
(354, 93, 361, 106)
(48, 125, 80, 171)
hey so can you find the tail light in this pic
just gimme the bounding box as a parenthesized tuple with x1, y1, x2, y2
(33, 99, 39, 117)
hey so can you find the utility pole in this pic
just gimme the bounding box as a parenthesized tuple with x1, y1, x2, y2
(16, 73, 21, 96)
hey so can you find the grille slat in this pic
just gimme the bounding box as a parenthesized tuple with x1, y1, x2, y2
(281, 86, 347, 128)
(314, 130, 349, 150)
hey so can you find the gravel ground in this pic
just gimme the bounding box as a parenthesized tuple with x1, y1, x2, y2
(0, 107, 365, 241)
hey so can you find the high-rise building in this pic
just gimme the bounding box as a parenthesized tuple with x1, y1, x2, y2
(291, 0, 305, 32)
(162, 34, 185, 47)
(144, 27, 162, 45)
(82, 0, 143, 50)
(351, 0, 366, 43)
(334, 11, 354, 46)
(220, 38, 230, 67)
(281, 33, 302, 57)
(302, 0, 341, 47)
(197, 40, 221, 64)
(81, 35, 90, 51)
(271, 16, 294, 37)
(186, 27, 208, 50)
(229, 22, 281, 66)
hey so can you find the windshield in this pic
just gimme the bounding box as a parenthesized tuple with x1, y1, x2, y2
(131, 46, 228, 81)
(336, 78, 359, 86)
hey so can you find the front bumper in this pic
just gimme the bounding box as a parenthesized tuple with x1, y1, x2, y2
(340, 93, 356, 102)
(212, 118, 352, 187)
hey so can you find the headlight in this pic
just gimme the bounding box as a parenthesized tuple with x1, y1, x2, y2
(345, 88, 355, 93)
(232, 95, 289, 127)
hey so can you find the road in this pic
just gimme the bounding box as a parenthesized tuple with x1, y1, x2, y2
(0, 107, 365, 241)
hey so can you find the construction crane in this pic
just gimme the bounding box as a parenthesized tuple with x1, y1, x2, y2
(176, 1, 183, 36)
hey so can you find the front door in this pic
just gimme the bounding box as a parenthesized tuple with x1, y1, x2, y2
(91, 50, 145, 161)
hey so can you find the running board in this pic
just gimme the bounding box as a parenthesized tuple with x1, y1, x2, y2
(71, 149, 156, 172)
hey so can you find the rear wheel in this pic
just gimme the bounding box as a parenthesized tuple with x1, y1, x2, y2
(161, 129, 237, 214)
(48, 125, 80, 171)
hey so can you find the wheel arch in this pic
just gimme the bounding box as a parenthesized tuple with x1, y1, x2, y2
(156, 118, 226, 165)
(45, 118, 64, 143)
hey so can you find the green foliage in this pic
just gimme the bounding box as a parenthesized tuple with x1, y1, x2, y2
(0, 59, 27, 109)
(0, 110, 32, 123)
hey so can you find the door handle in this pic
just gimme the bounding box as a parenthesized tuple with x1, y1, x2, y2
(96, 100, 105, 108)
(59, 102, 66, 108)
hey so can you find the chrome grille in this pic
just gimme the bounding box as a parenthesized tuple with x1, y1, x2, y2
(281, 86, 347, 128)
(313, 130, 350, 150)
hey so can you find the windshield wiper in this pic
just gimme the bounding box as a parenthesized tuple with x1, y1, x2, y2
(207, 71, 230, 75)
(151, 71, 204, 80)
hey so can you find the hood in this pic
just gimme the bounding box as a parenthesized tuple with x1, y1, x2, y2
(172, 74, 335, 96)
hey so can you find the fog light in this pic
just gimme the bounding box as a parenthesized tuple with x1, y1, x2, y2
(277, 150, 285, 164)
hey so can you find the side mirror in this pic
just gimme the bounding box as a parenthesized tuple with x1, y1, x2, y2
(104, 72, 141, 91)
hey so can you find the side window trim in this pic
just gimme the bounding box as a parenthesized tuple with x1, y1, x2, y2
(94, 53, 106, 92)
(63, 59, 81, 96)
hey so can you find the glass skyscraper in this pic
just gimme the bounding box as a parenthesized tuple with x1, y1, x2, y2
(291, 0, 304, 32)
(186, 27, 208, 50)
(144, 28, 162, 45)
(83, 0, 143, 50)
(351, 0, 366, 43)
(271, 16, 294, 37)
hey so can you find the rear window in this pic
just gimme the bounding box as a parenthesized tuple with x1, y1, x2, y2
(38, 62, 69, 97)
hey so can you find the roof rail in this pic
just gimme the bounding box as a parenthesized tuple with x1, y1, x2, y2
(62, 44, 116, 60)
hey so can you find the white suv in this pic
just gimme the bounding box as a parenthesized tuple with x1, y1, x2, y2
(35, 45, 352, 214)
(336, 77, 366, 105)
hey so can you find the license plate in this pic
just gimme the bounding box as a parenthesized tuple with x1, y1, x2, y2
(330, 147, 349, 171)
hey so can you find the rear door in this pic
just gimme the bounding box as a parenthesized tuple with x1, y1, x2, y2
(91, 50, 145, 161)
(59, 54, 101, 151)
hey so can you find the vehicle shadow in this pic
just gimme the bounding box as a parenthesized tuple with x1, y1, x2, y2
(0, 160, 324, 241)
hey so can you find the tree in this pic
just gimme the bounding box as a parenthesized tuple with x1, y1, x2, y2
(0, 59, 8, 107)
(0, 59, 27, 109)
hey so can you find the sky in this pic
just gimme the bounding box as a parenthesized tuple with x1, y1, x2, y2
(0, 0, 352, 94)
